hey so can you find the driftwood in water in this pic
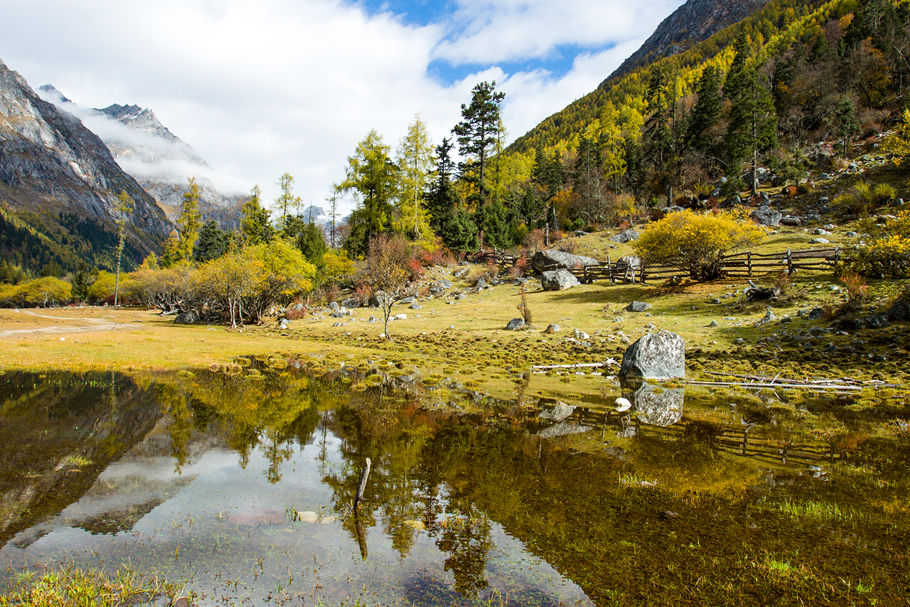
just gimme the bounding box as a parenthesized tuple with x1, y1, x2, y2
(531, 359, 618, 372)
(681, 379, 861, 392)
(702, 371, 906, 389)
(354, 457, 371, 511)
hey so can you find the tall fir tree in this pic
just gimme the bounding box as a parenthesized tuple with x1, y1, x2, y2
(724, 38, 777, 195)
(686, 65, 724, 153)
(453, 81, 505, 206)
(426, 137, 459, 233)
(194, 220, 229, 262)
(240, 186, 274, 246)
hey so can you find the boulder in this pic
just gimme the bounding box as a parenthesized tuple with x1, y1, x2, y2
(611, 228, 639, 243)
(341, 297, 359, 309)
(541, 269, 580, 291)
(544, 323, 560, 334)
(751, 205, 781, 226)
(780, 216, 802, 226)
(505, 318, 526, 331)
(329, 301, 340, 311)
(277, 318, 289, 330)
(399, 296, 417, 304)
(531, 249, 600, 273)
(888, 297, 910, 322)
(619, 330, 685, 380)
(174, 311, 199, 325)
(626, 301, 652, 313)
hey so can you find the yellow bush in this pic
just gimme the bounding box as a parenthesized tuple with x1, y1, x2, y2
(633, 209, 765, 280)
(0, 277, 72, 307)
(86, 271, 116, 303)
(320, 250, 357, 284)
(845, 210, 910, 278)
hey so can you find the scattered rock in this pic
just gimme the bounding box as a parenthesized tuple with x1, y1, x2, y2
(626, 301, 652, 313)
(341, 297, 359, 309)
(707, 320, 718, 327)
(392, 314, 408, 321)
(537, 422, 592, 439)
(329, 301, 340, 311)
(544, 323, 560, 334)
(505, 318, 526, 331)
(541, 269, 580, 291)
(808, 307, 825, 320)
(780, 216, 802, 226)
(810, 237, 829, 244)
(619, 330, 685, 380)
(574, 329, 590, 340)
(474, 277, 487, 290)
(277, 318, 289, 330)
(755, 310, 776, 327)
(611, 228, 639, 243)
(752, 205, 782, 226)
(410, 303, 423, 310)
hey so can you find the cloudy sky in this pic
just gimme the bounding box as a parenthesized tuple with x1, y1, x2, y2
(1, 0, 683, 213)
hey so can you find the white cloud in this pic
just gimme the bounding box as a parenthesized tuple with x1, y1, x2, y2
(1, 0, 681, 215)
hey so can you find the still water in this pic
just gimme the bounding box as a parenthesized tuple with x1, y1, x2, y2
(0, 362, 908, 605)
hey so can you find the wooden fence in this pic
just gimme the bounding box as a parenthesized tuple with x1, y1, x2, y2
(473, 247, 842, 285)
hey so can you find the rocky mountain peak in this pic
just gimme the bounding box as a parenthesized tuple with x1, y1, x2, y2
(601, 0, 770, 87)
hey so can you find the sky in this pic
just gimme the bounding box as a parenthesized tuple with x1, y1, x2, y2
(1, 0, 683, 214)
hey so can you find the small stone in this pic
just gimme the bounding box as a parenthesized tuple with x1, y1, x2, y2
(626, 301, 652, 313)
(707, 320, 718, 327)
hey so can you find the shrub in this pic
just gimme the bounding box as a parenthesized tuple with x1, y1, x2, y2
(320, 250, 357, 286)
(873, 183, 896, 203)
(406, 257, 425, 281)
(633, 209, 765, 280)
(86, 271, 117, 304)
(843, 210, 910, 278)
(0, 277, 72, 307)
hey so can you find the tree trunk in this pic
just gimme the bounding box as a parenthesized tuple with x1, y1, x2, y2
(752, 147, 759, 196)
(383, 301, 393, 341)
(114, 262, 121, 307)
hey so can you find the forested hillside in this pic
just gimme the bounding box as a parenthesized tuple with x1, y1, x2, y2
(490, 0, 909, 233)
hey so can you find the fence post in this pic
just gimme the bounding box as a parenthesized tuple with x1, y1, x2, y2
(786, 248, 793, 276)
(640, 261, 646, 284)
(747, 251, 752, 277)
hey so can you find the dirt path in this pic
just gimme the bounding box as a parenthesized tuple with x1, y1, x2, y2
(0, 310, 138, 338)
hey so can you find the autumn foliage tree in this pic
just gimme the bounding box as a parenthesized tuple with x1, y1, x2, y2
(634, 209, 765, 280)
(361, 233, 413, 340)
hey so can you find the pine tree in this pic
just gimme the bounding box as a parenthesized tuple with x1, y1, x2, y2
(453, 81, 505, 205)
(113, 190, 134, 306)
(297, 221, 327, 265)
(241, 186, 274, 246)
(426, 137, 460, 232)
(687, 65, 723, 153)
(723, 35, 777, 195)
(176, 178, 203, 262)
(194, 220, 229, 262)
(832, 95, 860, 158)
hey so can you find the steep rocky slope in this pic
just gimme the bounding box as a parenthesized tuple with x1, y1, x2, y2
(40, 87, 245, 228)
(603, 0, 769, 85)
(0, 59, 169, 270)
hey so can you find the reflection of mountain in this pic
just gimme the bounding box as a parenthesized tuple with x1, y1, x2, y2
(38, 86, 245, 228)
(0, 373, 162, 548)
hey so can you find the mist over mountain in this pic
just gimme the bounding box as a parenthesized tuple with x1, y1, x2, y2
(38, 86, 246, 229)
(0, 59, 169, 271)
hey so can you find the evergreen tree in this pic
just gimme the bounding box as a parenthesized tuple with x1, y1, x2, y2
(832, 95, 860, 158)
(340, 130, 398, 256)
(297, 221, 327, 265)
(426, 137, 460, 232)
(194, 220, 229, 262)
(453, 81, 505, 204)
(176, 178, 203, 262)
(643, 65, 682, 206)
(240, 186, 274, 246)
(113, 190, 134, 306)
(687, 65, 724, 153)
(440, 208, 478, 252)
(724, 42, 777, 195)
(573, 137, 605, 225)
(482, 198, 511, 249)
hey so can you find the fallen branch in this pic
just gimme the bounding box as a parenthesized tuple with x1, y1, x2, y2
(531, 359, 618, 371)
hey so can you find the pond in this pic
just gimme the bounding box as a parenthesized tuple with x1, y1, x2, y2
(0, 361, 908, 605)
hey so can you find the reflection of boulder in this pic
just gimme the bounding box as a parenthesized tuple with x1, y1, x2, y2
(623, 381, 684, 427)
(77, 497, 166, 535)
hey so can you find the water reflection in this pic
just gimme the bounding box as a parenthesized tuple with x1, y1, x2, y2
(0, 366, 908, 606)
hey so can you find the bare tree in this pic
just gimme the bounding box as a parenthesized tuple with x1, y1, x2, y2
(363, 234, 413, 340)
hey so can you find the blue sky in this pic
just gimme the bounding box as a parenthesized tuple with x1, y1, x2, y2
(2, 0, 683, 211)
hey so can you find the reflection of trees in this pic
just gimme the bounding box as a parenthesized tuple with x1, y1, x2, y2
(158, 370, 322, 481)
(436, 504, 492, 598)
